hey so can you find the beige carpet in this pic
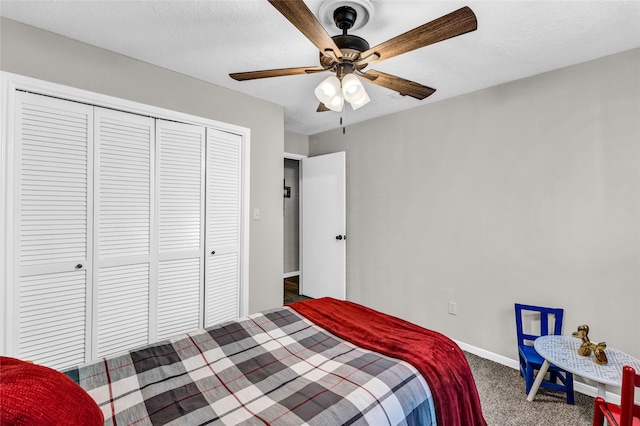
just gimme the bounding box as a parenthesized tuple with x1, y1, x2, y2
(465, 351, 595, 425)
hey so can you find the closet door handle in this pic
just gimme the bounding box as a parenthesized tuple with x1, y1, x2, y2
(211, 251, 216, 255)
(75, 264, 83, 269)
(335, 235, 343, 240)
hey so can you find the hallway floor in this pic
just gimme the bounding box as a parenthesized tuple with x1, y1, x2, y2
(283, 276, 311, 304)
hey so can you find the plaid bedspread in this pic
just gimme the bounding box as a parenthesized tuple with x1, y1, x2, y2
(65, 306, 436, 425)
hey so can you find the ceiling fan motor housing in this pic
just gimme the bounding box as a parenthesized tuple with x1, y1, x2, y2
(319, 34, 370, 70)
(320, 6, 370, 71)
(319, 0, 374, 32)
(333, 5, 357, 30)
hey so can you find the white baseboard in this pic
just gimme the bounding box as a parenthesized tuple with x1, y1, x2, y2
(454, 339, 622, 404)
(455, 340, 520, 370)
(283, 271, 300, 279)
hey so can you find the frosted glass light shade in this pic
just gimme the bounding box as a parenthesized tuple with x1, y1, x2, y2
(314, 76, 344, 112)
(348, 90, 370, 110)
(341, 74, 370, 110)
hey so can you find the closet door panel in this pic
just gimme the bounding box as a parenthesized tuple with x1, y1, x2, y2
(157, 121, 204, 253)
(18, 94, 92, 269)
(19, 270, 88, 369)
(205, 129, 242, 327)
(94, 108, 153, 357)
(96, 263, 149, 357)
(157, 258, 200, 340)
(96, 110, 153, 259)
(156, 120, 205, 339)
(206, 252, 239, 326)
(15, 92, 93, 369)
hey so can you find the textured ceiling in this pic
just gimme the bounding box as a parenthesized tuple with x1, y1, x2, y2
(1, 1, 639, 135)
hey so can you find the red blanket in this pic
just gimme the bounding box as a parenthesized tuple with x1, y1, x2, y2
(289, 298, 487, 426)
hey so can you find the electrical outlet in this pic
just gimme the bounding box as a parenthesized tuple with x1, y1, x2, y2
(448, 301, 457, 315)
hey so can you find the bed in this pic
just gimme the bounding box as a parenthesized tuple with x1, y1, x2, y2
(49, 298, 485, 425)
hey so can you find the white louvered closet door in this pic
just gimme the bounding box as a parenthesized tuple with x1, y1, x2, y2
(205, 129, 242, 327)
(93, 108, 154, 358)
(15, 92, 93, 370)
(156, 120, 205, 340)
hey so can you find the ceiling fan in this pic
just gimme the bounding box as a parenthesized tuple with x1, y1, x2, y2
(230, 0, 477, 113)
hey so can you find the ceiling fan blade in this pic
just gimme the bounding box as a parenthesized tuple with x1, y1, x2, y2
(358, 6, 477, 65)
(317, 103, 330, 112)
(358, 70, 436, 100)
(230, 66, 326, 81)
(268, 0, 342, 59)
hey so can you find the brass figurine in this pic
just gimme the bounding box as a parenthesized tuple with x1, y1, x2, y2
(572, 325, 593, 356)
(571, 324, 607, 365)
(572, 324, 589, 340)
(594, 342, 608, 365)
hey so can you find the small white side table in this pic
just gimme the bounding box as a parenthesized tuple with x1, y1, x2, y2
(526, 335, 640, 401)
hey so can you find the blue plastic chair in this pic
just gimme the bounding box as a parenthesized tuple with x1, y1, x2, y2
(514, 303, 574, 404)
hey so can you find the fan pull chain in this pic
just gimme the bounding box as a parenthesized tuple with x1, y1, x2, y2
(341, 105, 346, 134)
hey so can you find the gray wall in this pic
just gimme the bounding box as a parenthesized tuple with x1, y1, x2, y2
(310, 48, 640, 361)
(283, 159, 300, 274)
(1, 18, 284, 314)
(284, 130, 309, 156)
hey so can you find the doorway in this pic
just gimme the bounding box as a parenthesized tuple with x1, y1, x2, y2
(283, 156, 303, 303)
(283, 151, 347, 304)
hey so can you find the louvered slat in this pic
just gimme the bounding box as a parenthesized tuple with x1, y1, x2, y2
(157, 258, 201, 340)
(206, 253, 239, 326)
(96, 110, 152, 258)
(207, 132, 241, 250)
(19, 98, 89, 267)
(97, 263, 149, 357)
(157, 121, 204, 253)
(19, 270, 87, 370)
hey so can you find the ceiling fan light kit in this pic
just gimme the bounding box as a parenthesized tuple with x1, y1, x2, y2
(315, 72, 370, 112)
(230, 0, 477, 116)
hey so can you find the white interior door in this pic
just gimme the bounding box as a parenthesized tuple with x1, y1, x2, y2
(15, 92, 94, 369)
(205, 128, 242, 327)
(156, 119, 205, 340)
(301, 152, 346, 300)
(94, 107, 154, 358)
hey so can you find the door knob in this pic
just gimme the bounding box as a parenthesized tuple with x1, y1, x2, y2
(75, 264, 83, 269)
(211, 251, 216, 255)
(335, 235, 343, 240)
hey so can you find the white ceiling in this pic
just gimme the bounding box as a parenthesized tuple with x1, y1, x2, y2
(1, 1, 639, 135)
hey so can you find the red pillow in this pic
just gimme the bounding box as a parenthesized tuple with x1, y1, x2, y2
(0, 356, 103, 425)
